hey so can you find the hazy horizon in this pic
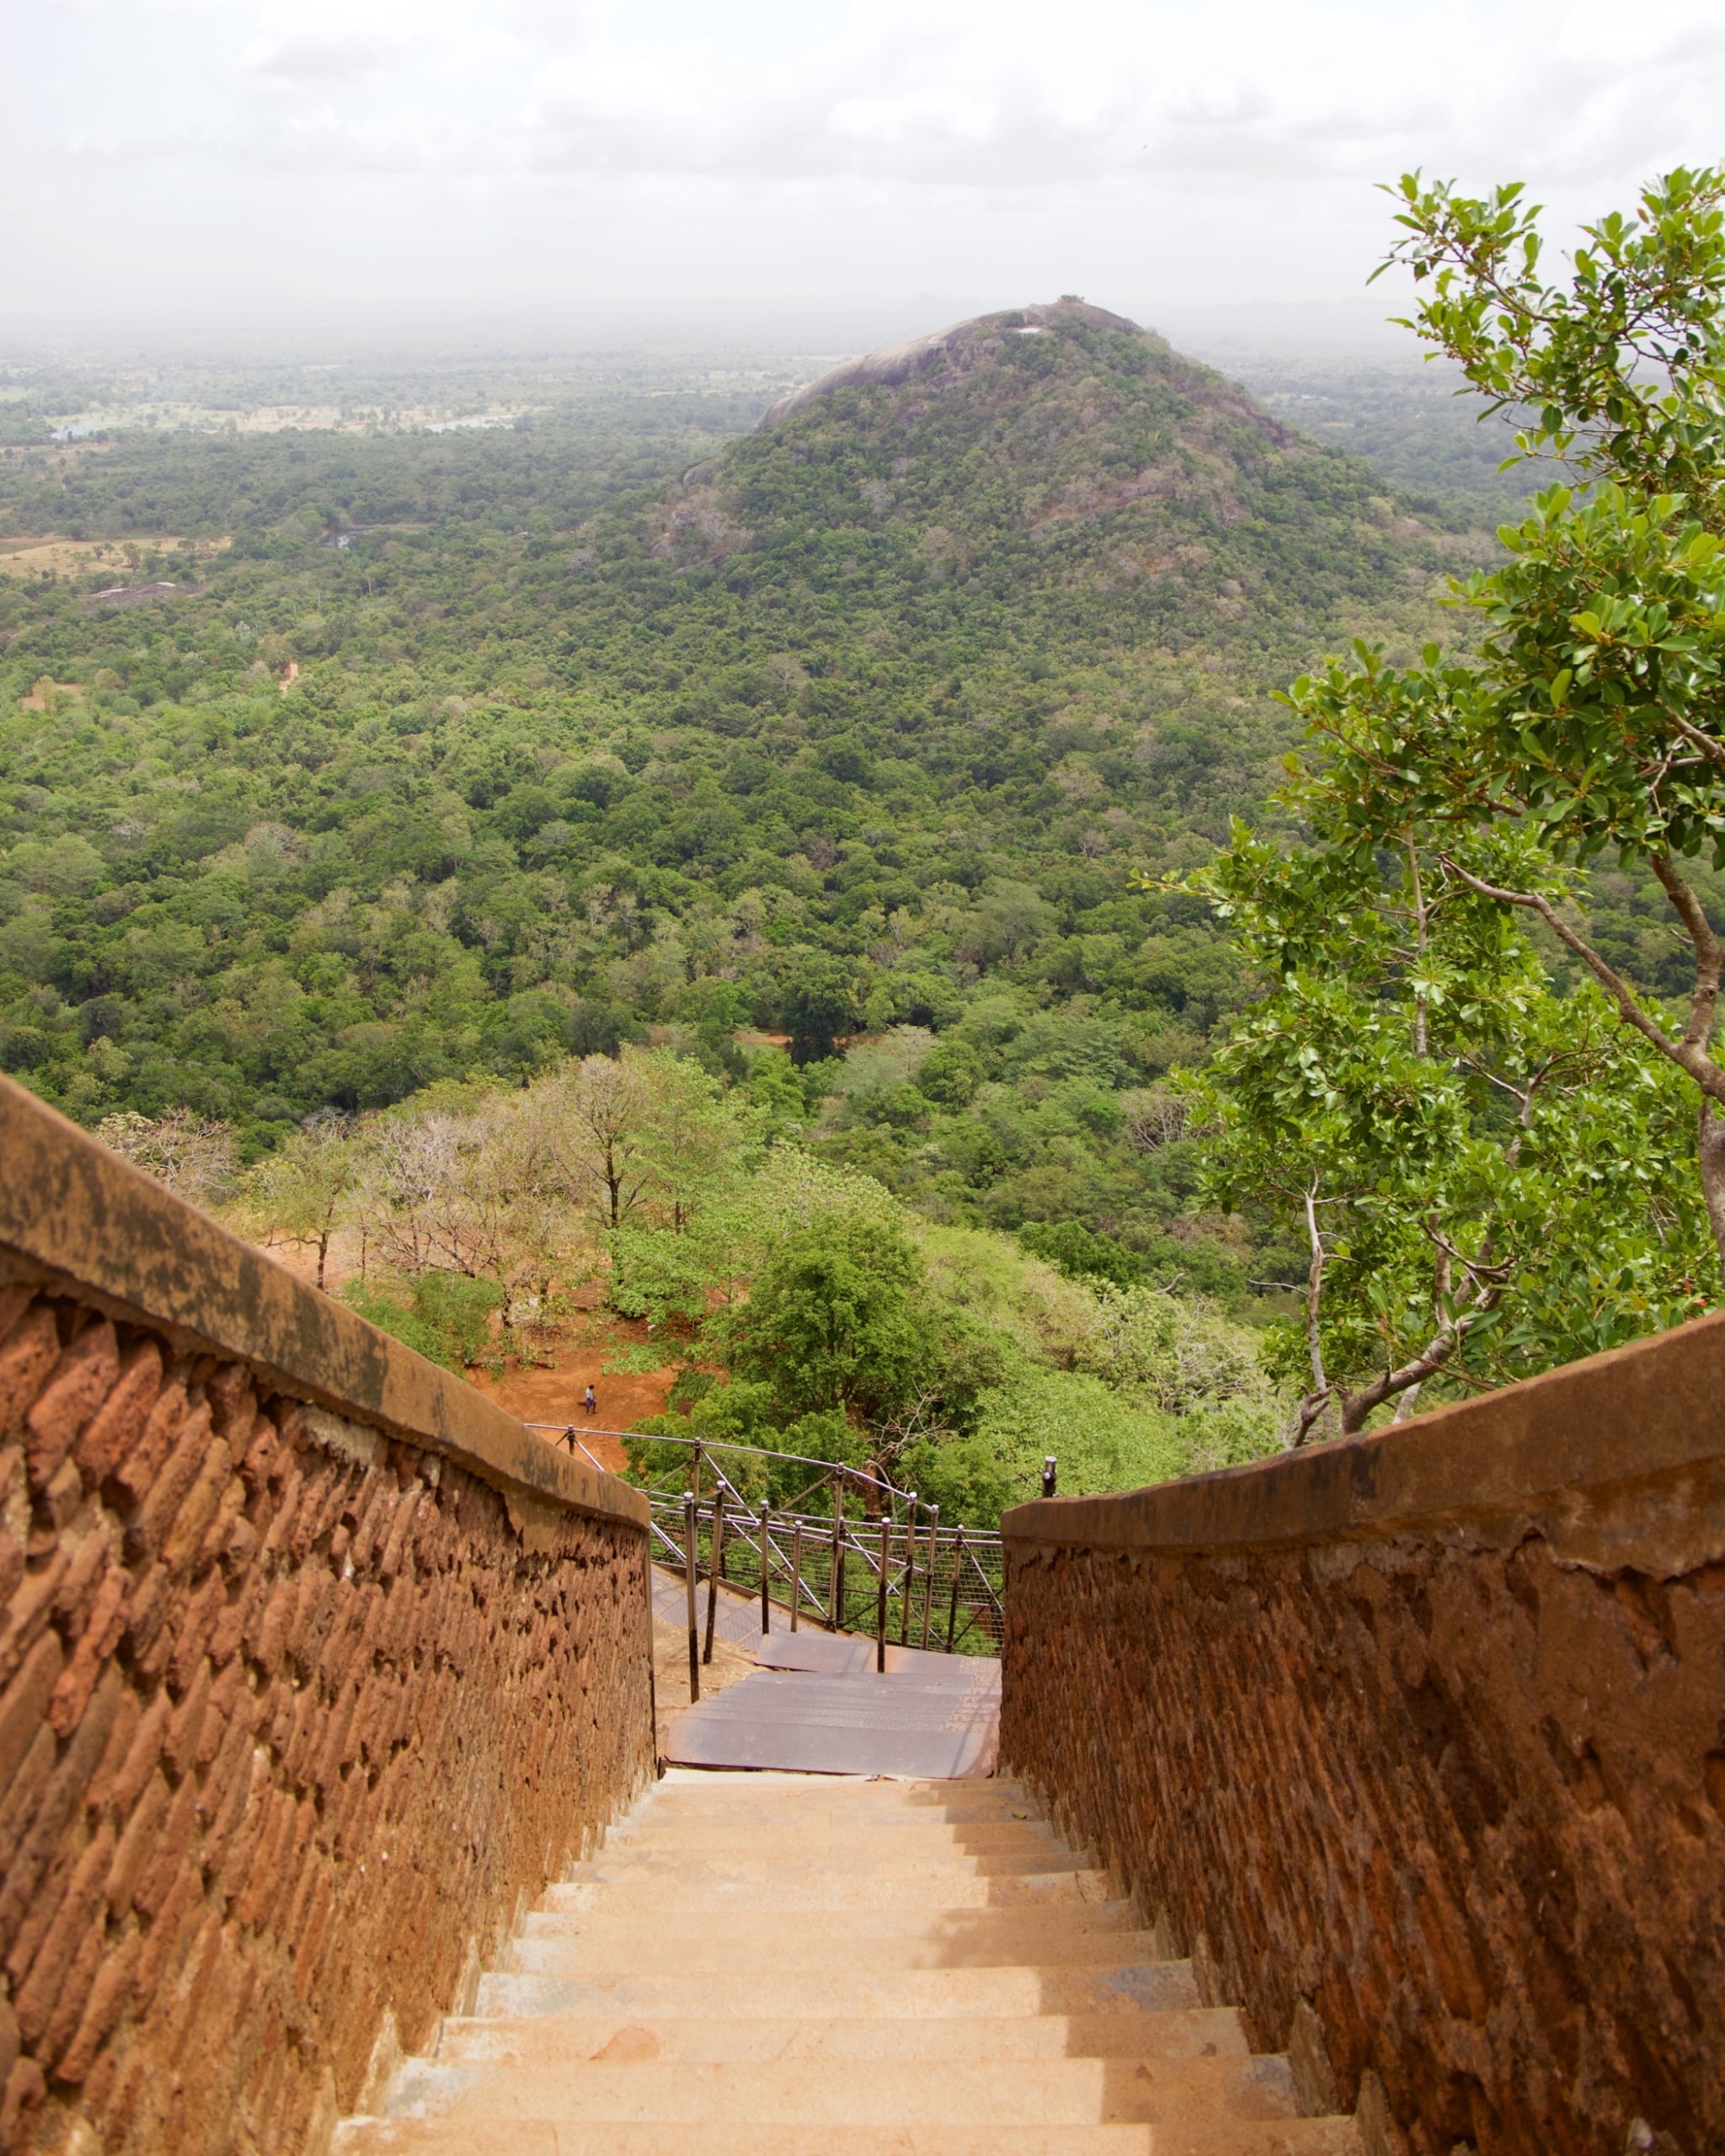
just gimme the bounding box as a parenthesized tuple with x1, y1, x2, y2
(0, 295, 1424, 371)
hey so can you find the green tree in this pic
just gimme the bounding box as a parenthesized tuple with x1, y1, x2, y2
(742, 1048, 812, 1141)
(1283, 166, 1725, 1263)
(237, 1110, 360, 1289)
(633, 1048, 762, 1233)
(1016, 1218, 1143, 1289)
(599, 1049, 763, 1325)
(1188, 827, 1710, 1438)
(716, 1212, 937, 1427)
(341, 1270, 503, 1372)
(782, 955, 860, 1066)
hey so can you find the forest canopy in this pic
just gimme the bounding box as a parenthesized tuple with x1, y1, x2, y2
(7, 252, 1719, 1489)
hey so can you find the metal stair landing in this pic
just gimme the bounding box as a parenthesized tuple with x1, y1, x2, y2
(334, 1770, 1363, 2156)
(651, 1558, 1003, 1778)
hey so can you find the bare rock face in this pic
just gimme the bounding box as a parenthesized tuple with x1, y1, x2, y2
(756, 299, 1144, 429)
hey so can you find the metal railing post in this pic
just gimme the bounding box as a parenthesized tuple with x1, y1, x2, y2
(703, 1490, 726, 1666)
(899, 1494, 916, 1647)
(829, 1480, 844, 1630)
(789, 1518, 802, 1633)
(921, 1503, 939, 1648)
(946, 1523, 966, 1653)
(760, 1503, 772, 1635)
(875, 1513, 890, 1673)
(683, 1492, 700, 1705)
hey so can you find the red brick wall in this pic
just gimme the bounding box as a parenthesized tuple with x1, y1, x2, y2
(0, 1282, 653, 2156)
(1001, 1321, 1725, 2156)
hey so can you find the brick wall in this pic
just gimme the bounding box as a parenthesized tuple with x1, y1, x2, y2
(0, 1078, 654, 2156)
(1001, 1316, 1725, 2156)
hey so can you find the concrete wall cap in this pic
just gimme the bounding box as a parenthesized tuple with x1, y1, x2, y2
(0, 1073, 648, 1534)
(1002, 1307, 1725, 1566)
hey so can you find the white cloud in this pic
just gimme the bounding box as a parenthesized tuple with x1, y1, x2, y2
(8, 0, 1724, 333)
(243, 33, 398, 84)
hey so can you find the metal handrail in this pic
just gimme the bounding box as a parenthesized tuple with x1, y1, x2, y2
(524, 1422, 934, 1519)
(522, 1421, 1006, 1659)
(647, 1490, 1004, 1662)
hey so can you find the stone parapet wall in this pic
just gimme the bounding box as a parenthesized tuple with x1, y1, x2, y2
(0, 1078, 654, 2156)
(1000, 1315, 1725, 2156)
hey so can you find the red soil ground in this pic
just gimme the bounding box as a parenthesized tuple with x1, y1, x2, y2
(466, 1315, 678, 1475)
(250, 1234, 674, 1479)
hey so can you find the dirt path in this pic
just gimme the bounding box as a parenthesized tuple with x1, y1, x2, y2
(243, 1241, 673, 1479)
(466, 1317, 678, 1475)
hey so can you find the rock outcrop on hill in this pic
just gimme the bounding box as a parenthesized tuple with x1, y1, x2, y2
(757, 298, 1145, 429)
(649, 291, 1418, 643)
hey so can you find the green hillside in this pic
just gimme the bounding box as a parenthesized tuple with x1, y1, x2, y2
(0, 303, 1485, 1294)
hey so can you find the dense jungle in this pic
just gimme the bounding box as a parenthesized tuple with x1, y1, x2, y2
(3, 292, 1712, 1517)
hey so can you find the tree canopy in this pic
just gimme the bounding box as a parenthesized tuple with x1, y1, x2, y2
(1183, 166, 1725, 1434)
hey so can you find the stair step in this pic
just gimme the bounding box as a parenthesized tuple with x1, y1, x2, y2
(525, 1877, 1128, 1925)
(647, 1769, 1024, 1800)
(372, 2052, 1304, 2127)
(509, 1918, 1157, 1975)
(544, 1872, 1115, 1911)
(335, 1765, 1361, 2154)
(603, 1780, 1025, 1805)
(624, 1778, 1045, 1821)
(633, 1778, 1031, 1802)
(435, 2008, 1251, 2065)
(334, 2120, 1361, 2155)
(473, 1961, 1204, 2020)
(569, 1845, 1096, 1880)
(607, 1816, 1064, 1848)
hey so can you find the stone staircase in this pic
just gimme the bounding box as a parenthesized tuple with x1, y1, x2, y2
(334, 1769, 1361, 2155)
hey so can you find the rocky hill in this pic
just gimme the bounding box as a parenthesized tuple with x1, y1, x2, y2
(0, 309, 1472, 1250)
(756, 298, 1146, 424)
(629, 296, 1460, 681)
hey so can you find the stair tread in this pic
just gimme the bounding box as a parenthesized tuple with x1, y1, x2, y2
(574, 1849, 1093, 1876)
(510, 1928, 1156, 1976)
(473, 1962, 1206, 2019)
(335, 2122, 1360, 2155)
(612, 1828, 1058, 1839)
(390, 2050, 1302, 2121)
(521, 1895, 1136, 1935)
(337, 1770, 1360, 2153)
(435, 2009, 1252, 2063)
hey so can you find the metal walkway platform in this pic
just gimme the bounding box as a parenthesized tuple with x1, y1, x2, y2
(652, 1566, 1001, 1779)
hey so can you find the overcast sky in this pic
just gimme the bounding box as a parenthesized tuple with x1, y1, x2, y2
(8, 0, 1722, 346)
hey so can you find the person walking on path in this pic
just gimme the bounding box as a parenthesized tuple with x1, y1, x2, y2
(583, 1384, 597, 1418)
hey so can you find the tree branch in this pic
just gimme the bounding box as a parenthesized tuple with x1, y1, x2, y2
(1337, 1248, 1504, 1436)
(1463, 1059, 1530, 1112)
(1423, 1227, 1515, 1292)
(1285, 1185, 1334, 1450)
(1439, 853, 1725, 1107)
(1662, 707, 1725, 776)
(1648, 849, 1725, 1058)
(1318, 1215, 1518, 1438)
(1301, 1186, 1327, 1400)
